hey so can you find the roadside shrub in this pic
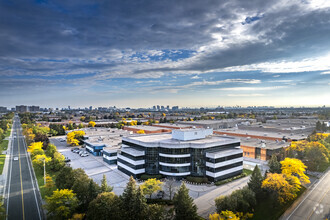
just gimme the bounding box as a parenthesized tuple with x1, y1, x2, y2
(186, 176, 210, 184)
(146, 198, 174, 205)
(215, 173, 247, 186)
(140, 174, 163, 180)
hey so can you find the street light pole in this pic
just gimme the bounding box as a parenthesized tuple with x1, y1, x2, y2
(44, 158, 46, 185)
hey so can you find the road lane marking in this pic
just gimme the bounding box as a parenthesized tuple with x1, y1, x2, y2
(18, 128, 25, 220)
(286, 169, 330, 220)
(307, 187, 330, 219)
(22, 130, 42, 220)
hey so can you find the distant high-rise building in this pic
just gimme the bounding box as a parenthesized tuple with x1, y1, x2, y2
(157, 105, 160, 110)
(89, 106, 92, 110)
(161, 106, 165, 110)
(166, 105, 170, 110)
(172, 106, 179, 111)
(68, 106, 71, 110)
(16, 105, 28, 112)
(28, 106, 40, 112)
(153, 106, 156, 110)
(0, 106, 7, 112)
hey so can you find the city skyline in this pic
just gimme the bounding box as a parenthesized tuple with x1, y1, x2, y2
(1, 0, 330, 107)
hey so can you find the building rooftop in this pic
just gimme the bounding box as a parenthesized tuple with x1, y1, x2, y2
(128, 125, 169, 131)
(123, 131, 239, 148)
(240, 137, 290, 150)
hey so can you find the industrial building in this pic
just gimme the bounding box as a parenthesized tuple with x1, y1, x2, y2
(117, 128, 243, 182)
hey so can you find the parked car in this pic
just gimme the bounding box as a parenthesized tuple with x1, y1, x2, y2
(71, 147, 79, 152)
(64, 158, 71, 163)
(80, 153, 89, 157)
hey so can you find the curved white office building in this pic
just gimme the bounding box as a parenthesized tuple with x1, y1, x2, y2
(118, 128, 243, 182)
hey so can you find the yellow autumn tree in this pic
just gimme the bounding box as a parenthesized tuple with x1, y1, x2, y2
(137, 130, 145, 134)
(67, 130, 85, 146)
(140, 178, 163, 199)
(28, 142, 45, 158)
(129, 120, 137, 126)
(32, 154, 51, 170)
(45, 189, 78, 219)
(45, 175, 55, 195)
(209, 211, 252, 220)
(280, 158, 310, 184)
(88, 121, 96, 127)
(262, 173, 300, 204)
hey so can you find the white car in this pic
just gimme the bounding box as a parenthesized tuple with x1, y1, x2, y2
(13, 157, 18, 161)
(81, 153, 89, 157)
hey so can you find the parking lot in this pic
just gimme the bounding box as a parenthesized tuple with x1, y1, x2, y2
(50, 137, 130, 195)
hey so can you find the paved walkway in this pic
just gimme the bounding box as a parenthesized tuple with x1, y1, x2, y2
(0, 128, 13, 198)
(194, 176, 250, 219)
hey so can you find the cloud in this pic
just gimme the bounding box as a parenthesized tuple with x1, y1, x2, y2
(215, 86, 286, 91)
(227, 93, 265, 97)
(0, 0, 330, 106)
(321, 71, 330, 75)
(191, 75, 201, 79)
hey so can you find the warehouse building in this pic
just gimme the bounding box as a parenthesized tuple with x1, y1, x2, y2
(117, 128, 243, 182)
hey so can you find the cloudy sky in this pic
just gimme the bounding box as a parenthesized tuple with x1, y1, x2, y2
(1, 0, 330, 108)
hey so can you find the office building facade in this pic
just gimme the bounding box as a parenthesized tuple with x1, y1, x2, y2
(118, 128, 243, 181)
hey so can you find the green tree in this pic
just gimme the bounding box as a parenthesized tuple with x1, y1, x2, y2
(316, 121, 322, 131)
(45, 189, 78, 220)
(248, 165, 263, 198)
(147, 204, 168, 220)
(120, 176, 147, 220)
(72, 172, 100, 211)
(268, 155, 281, 173)
(135, 187, 148, 220)
(56, 166, 74, 189)
(215, 186, 256, 213)
(305, 142, 329, 171)
(49, 151, 65, 171)
(87, 192, 122, 220)
(0, 196, 6, 219)
(46, 144, 57, 158)
(140, 178, 163, 199)
(101, 174, 113, 193)
(173, 183, 199, 220)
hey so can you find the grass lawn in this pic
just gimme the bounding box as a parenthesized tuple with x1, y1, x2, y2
(252, 186, 306, 220)
(33, 165, 59, 199)
(0, 155, 6, 174)
(0, 140, 9, 152)
(0, 138, 9, 175)
(243, 169, 253, 175)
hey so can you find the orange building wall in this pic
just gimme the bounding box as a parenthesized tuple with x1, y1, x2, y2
(241, 145, 256, 159)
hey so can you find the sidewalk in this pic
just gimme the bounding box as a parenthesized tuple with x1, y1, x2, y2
(0, 128, 13, 198)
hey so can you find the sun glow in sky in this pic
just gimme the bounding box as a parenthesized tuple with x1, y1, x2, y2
(0, 0, 330, 108)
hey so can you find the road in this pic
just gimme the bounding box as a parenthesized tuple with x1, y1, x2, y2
(282, 169, 330, 220)
(194, 176, 250, 218)
(4, 115, 43, 220)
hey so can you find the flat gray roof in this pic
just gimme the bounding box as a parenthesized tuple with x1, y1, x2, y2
(240, 138, 290, 150)
(123, 133, 239, 146)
